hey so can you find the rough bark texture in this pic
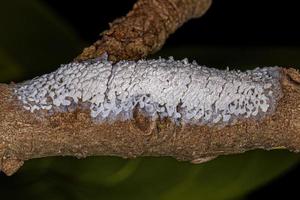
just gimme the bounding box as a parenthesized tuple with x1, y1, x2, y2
(1, 0, 213, 175)
(2, 0, 300, 177)
(76, 0, 212, 62)
(1, 68, 300, 176)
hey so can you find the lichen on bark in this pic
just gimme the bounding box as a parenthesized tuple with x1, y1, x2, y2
(1, 68, 300, 177)
(0, 0, 213, 176)
(15, 58, 282, 126)
(2, 0, 300, 177)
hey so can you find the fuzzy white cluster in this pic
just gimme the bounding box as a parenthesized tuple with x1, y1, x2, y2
(15, 57, 281, 124)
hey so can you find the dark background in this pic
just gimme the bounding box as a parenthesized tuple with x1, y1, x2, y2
(42, 0, 300, 198)
(44, 0, 300, 47)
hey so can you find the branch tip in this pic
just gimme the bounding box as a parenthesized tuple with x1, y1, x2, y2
(1, 158, 24, 176)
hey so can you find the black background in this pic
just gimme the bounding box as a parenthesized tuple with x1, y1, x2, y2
(32, 0, 300, 199)
(44, 0, 300, 47)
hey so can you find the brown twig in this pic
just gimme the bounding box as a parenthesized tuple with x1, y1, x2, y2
(1, 68, 300, 176)
(76, 0, 212, 62)
(0, 0, 212, 176)
(3, 0, 300, 177)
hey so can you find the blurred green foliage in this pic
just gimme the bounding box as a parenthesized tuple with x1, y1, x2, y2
(0, 0, 83, 82)
(0, 0, 300, 200)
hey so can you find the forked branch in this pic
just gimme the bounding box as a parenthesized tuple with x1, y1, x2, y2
(2, 0, 300, 177)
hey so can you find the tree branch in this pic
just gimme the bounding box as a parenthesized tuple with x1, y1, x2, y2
(0, 0, 212, 176)
(2, 0, 300, 177)
(76, 0, 212, 62)
(1, 57, 300, 176)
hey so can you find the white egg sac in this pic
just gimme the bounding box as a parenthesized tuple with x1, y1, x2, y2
(15, 57, 282, 125)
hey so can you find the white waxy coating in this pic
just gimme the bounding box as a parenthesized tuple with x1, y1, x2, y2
(15, 57, 282, 125)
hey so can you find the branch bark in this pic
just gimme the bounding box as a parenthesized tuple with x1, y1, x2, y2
(76, 0, 212, 62)
(1, 68, 300, 176)
(0, 0, 212, 176)
(2, 0, 300, 177)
